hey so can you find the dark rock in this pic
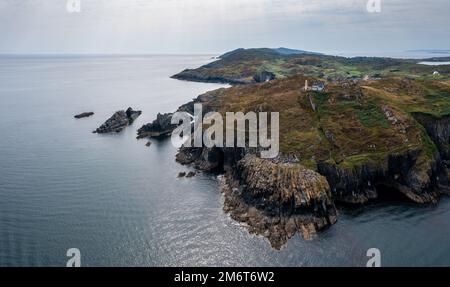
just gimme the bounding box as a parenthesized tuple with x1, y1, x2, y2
(317, 149, 445, 204)
(74, 112, 94, 119)
(443, 160, 450, 168)
(176, 143, 337, 249)
(126, 107, 142, 123)
(93, 107, 141, 134)
(137, 92, 226, 140)
(253, 71, 276, 83)
(177, 172, 186, 178)
(145, 141, 152, 147)
(176, 147, 225, 172)
(171, 71, 251, 85)
(186, 171, 196, 178)
(137, 113, 176, 139)
(222, 154, 337, 249)
(412, 113, 450, 160)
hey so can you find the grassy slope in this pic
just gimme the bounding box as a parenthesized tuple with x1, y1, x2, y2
(199, 74, 449, 171)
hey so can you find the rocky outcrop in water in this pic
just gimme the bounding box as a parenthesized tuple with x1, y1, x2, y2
(93, 107, 141, 134)
(137, 89, 228, 139)
(74, 112, 94, 119)
(137, 113, 176, 138)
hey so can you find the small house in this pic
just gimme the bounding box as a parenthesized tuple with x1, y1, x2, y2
(311, 82, 325, 91)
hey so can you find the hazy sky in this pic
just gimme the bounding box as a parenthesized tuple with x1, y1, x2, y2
(0, 0, 449, 54)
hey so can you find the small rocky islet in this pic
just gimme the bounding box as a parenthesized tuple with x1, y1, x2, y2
(137, 48, 450, 249)
(74, 112, 94, 119)
(75, 107, 141, 134)
(137, 112, 177, 138)
(93, 107, 142, 134)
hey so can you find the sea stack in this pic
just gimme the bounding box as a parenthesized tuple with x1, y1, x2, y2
(93, 107, 142, 134)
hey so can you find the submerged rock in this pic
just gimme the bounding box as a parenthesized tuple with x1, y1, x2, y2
(74, 112, 94, 119)
(93, 107, 141, 134)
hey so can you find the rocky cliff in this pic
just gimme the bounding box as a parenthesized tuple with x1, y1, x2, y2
(412, 113, 450, 160)
(223, 155, 337, 249)
(317, 150, 445, 204)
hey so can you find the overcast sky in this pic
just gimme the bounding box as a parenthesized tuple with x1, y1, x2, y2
(0, 0, 449, 54)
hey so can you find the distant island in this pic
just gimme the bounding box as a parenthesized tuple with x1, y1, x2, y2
(145, 48, 450, 249)
(407, 49, 450, 55)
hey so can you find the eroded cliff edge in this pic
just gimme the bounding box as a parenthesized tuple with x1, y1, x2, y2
(223, 155, 337, 249)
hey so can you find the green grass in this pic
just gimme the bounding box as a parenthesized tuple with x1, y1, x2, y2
(355, 103, 390, 128)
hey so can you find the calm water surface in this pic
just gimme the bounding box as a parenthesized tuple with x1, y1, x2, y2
(0, 55, 449, 266)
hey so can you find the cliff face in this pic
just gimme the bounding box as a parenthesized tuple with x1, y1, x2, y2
(223, 155, 337, 249)
(412, 113, 450, 160)
(318, 150, 445, 204)
(176, 146, 226, 172)
(175, 146, 338, 249)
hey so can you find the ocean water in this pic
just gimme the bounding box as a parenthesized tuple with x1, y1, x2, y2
(418, 61, 450, 66)
(0, 55, 449, 267)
